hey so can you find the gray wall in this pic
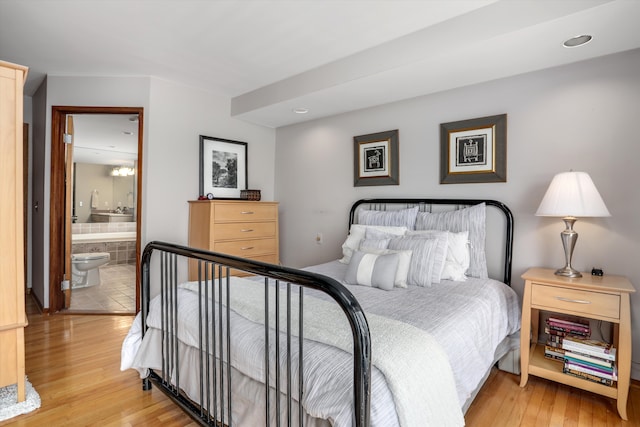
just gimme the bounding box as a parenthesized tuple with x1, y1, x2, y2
(29, 75, 276, 308)
(274, 49, 640, 378)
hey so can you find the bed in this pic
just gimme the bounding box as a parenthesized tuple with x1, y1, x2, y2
(121, 198, 521, 426)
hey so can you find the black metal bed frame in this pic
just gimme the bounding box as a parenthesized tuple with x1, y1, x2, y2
(349, 198, 514, 286)
(140, 241, 372, 427)
(139, 198, 514, 427)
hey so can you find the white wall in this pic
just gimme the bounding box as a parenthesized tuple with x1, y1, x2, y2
(31, 76, 276, 307)
(274, 49, 640, 377)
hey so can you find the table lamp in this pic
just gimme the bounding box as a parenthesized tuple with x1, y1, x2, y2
(535, 171, 610, 278)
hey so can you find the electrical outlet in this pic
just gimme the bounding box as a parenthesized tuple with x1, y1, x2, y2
(315, 233, 323, 244)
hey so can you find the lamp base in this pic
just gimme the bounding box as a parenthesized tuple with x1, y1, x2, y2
(555, 266, 582, 278)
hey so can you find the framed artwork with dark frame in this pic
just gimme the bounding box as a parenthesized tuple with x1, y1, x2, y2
(440, 114, 507, 184)
(199, 135, 248, 199)
(353, 129, 399, 186)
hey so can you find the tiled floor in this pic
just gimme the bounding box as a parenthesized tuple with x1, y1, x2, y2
(68, 264, 136, 313)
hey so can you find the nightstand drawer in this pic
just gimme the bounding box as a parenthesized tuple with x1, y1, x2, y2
(531, 284, 620, 319)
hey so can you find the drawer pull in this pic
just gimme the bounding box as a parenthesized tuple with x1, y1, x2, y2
(240, 229, 254, 233)
(555, 296, 591, 304)
(240, 246, 254, 250)
(240, 211, 255, 215)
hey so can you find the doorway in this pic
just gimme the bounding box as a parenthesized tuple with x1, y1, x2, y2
(50, 106, 143, 314)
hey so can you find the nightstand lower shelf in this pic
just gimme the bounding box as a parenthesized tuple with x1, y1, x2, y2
(528, 344, 617, 399)
(519, 267, 635, 420)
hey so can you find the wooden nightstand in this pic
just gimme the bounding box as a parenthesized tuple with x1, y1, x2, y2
(519, 267, 635, 420)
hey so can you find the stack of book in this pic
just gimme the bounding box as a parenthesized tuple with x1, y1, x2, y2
(544, 316, 590, 361)
(562, 336, 617, 386)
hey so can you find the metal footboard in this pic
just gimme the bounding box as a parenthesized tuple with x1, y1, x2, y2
(140, 241, 372, 427)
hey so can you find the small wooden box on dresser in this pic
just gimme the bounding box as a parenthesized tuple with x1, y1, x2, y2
(188, 200, 279, 280)
(520, 267, 635, 420)
(0, 60, 28, 403)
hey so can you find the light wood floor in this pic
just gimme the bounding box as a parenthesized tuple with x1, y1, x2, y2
(4, 295, 640, 426)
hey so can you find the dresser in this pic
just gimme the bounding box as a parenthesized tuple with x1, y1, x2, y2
(188, 200, 279, 280)
(0, 60, 28, 402)
(520, 267, 635, 420)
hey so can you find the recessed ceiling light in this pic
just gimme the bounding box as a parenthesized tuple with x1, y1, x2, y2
(563, 35, 592, 48)
(292, 108, 309, 114)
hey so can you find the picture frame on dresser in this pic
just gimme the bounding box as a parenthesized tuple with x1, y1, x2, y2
(440, 114, 507, 184)
(199, 135, 248, 199)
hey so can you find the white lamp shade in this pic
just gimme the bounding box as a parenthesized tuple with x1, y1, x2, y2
(536, 171, 610, 217)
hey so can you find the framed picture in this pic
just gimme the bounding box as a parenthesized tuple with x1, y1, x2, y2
(440, 114, 507, 184)
(199, 135, 248, 199)
(354, 129, 399, 186)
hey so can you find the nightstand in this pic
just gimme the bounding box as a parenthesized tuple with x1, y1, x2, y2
(519, 267, 635, 420)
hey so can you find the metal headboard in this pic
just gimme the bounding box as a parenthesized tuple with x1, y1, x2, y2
(348, 198, 514, 286)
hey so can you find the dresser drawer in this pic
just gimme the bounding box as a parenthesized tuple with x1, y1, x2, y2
(214, 203, 277, 222)
(531, 284, 620, 319)
(215, 238, 277, 257)
(213, 222, 276, 240)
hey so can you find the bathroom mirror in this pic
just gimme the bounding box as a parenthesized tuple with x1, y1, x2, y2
(71, 114, 138, 224)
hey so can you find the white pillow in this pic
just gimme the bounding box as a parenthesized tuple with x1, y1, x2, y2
(358, 206, 419, 228)
(359, 238, 390, 251)
(415, 203, 487, 278)
(407, 230, 469, 282)
(388, 237, 439, 287)
(339, 224, 407, 264)
(357, 247, 412, 288)
(344, 250, 400, 291)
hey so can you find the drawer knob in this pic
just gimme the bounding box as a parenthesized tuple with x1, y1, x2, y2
(555, 296, 591, 304)
(240, 246, 254, 250)
(241, 211, 255, 215)
(240, 229, 254, 233)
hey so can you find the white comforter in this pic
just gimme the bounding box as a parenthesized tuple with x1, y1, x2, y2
(122, 261, 520, 426)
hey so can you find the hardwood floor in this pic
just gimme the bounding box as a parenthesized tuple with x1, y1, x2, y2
(1, 296, 196, 426)
(465, 366, 640, 426)
(4, 295, 639, 426)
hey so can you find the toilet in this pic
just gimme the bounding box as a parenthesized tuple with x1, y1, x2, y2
(71, 252, 111, 288)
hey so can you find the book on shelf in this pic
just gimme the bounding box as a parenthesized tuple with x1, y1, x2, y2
(565, 360, 618, 381)
(544, 326, 589, 338)
(562, 336, 616, 361)
(564, 356, 615, 374)
(563, 365, 615, 387)
(563, 350, 614, 369)
(545, 324, 590, 337)
(547, 316, 590, 334)
(547, 334, 563, 344)
(548, 315, 590, 328)
(544, 345, 565, 362)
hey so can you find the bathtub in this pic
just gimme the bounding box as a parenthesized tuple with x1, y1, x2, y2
(72, 231, 136, 243)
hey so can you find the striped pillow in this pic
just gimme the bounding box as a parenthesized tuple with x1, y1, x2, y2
(344, 251, 400, 291)
(415, 203, 487, 279)
(358, 206, 419, 228)
(388, 237, 439, 287)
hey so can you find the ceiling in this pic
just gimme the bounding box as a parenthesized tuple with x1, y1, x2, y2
(1, 0, 639, 128)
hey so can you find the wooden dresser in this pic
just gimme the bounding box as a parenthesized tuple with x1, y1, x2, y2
(0, 60, 28, 402)
(188, 200, 279, 280)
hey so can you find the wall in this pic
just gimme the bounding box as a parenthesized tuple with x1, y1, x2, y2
(274, 49, 640, 378)
(30, 75, 276, 308)
(143, 78, 276, 248)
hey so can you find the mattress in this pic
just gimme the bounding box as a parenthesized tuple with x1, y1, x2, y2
(122, 260, 520, 426)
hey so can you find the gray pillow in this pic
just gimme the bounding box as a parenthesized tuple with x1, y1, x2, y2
(415, 203, 487, 278)
(388, 237, 439, 287)
(358, 206, 419, 228)
(344, 250, 400, 291)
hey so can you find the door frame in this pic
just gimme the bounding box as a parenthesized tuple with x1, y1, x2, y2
(50, 106, 144, 313)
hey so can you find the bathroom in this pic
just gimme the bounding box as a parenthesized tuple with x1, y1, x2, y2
(69, 114, 139, 313)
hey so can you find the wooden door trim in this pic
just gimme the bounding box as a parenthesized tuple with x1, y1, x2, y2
(50, 106, 144, 313)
